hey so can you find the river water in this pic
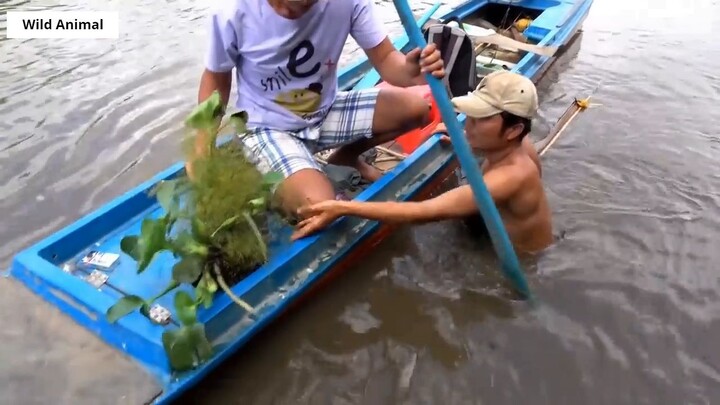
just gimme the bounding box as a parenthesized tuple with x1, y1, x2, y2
(2, 0, 720, 404)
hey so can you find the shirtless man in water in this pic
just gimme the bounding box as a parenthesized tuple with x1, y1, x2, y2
(290, 70, 553, 254)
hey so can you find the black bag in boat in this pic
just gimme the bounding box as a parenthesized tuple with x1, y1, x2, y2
(422, 16, 478, 98)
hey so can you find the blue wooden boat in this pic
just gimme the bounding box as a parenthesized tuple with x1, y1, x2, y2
(8, 0, 593, 403)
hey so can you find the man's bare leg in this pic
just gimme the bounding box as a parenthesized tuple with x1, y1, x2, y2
(275, 168, 336, 218)
(270, 88, 430, 217)
(326, 87, 430, 181)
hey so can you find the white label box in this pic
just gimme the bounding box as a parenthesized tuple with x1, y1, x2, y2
(6, 11, 119, 39)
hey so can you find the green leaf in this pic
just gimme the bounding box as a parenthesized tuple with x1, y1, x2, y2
(148, 280, 180, 303)
(185, 91, 223, 131)
(172, 254, 205, 284)
(247, 197, 267, 215)
(120, 236, 139, 260)
(205, 274, 218, 294)
(155, 180, 178, 215)
(162, 328, 196, 371)
(136, 217, 171, 273)
(191, 217, 210, 244)
(262, 171, 283, 186)
(106, 295, 146, 323)
(248, 197, 265, 209)
(171, 230, 194, 254)
(195, 271, 217, 309)
(196, 285, 213, 309)
(229, 111, 248, 134)
(210, 215, 240, 238)
(174, 291, 197, 326)
(161, 323, 215, 371)
(171, 231, 209, 258)
(188, 323, 213, 361)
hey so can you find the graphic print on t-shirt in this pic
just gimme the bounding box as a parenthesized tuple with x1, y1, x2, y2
(258, 38, 335, 120)
(204, 0, 387, 131)
(274, 82, 323, 116)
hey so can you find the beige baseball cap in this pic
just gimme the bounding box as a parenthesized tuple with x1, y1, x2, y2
(451, 70, 538, 119)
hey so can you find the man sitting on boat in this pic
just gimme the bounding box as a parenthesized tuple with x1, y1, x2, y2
(189, 0, 445, 216)
(290, 70, 554, 254)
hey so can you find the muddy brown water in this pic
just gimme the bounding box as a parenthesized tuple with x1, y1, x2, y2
(2, 0, 720, 404)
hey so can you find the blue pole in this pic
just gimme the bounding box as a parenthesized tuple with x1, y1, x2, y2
(355, 2, 441, 88)
(392, 0, 532, 299)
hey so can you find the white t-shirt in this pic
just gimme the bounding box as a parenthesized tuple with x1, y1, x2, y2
(204, 0, 388, 132)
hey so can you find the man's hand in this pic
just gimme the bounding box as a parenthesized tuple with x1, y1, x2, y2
(406, 43, 445, 80)
(187, 69, 232, 181)
(290, 200, 348, 241)
(184, 129, 212, 181)
(185, 161, 196, 180)
(434, 122, 451, 144)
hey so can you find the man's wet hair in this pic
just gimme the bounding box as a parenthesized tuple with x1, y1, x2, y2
(500, 111, 532, 140)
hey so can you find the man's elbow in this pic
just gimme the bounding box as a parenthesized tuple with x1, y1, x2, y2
(376, 52, 410, 86)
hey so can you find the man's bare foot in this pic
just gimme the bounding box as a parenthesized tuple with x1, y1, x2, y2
(355, 157, 383, 182)
(326, 150, 383, 182)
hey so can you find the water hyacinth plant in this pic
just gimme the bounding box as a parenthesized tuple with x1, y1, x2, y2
(105, 91, 283, 371)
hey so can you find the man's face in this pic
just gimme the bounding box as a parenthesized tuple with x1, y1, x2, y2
(464, 114, 523, 153)
(273, 0, 318, 19)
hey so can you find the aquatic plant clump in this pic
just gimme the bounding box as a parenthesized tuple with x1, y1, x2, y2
(190, 141, 274, 283)
(104, 91, 283, 372)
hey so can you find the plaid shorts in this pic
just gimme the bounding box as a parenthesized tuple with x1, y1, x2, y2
(239, 88, 380, 178)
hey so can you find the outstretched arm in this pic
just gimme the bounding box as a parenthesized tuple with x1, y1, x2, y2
(339, 185, 478, 223)
(291, 166, 522, 240)
(342, 165, 521, 222)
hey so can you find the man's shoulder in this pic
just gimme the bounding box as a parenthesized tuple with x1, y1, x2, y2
(486, 156, 528, 180)
(521, 137, 542, 174)
(508, 154, 542, 190)
(483, 154, 538, 196)
(505, 152, 545, 198)
(502, 148, 541, 177)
